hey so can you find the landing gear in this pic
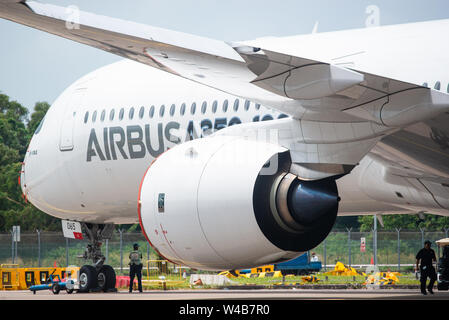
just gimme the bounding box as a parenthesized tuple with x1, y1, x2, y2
(97, 265, 116, 291)
(78, 223, 116, 292)
(78, 265, 98, 293)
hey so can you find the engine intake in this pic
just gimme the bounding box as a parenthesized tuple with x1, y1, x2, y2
(253, 152, 339, 252)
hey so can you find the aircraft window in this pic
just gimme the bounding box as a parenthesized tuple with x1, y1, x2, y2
(212, 101, 218, 113)
(119, 108, 124, 120)
(84, 111, 89, 124)
(422, 82, 428, 88)
(139, 106, 145, 119)
(109, 109, 115, 121)
(92, 110, 97, 123)
(201, 101, 207, 114)
(434, 81, 441, 91)
(170, 104, 176, 117)
(180, 103, 186, 116)
(191, 102, 196, 115)
(149, 105, 155, 118)
(244, 100, 250, 111)
(129, 107, 135, 120)
(100, 110, 106, 122)
(255, 103, 261, 110)
(233, 99, 239, 112)
(447, 83, 449, 93)
(222, 100, 228, 113)
(262, 115, 273, 121)
(159, 105, 165, 117)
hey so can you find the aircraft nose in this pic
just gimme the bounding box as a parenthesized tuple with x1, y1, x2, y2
(20, 124, 49, 203)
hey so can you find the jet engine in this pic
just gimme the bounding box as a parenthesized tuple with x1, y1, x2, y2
(138, 136, 339, 270)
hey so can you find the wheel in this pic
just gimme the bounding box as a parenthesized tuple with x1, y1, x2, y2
(52, 283, 60, 295)
(97, 265, 116, 292)
(65, 279, 75, 294)
(78, 265, 98, 293)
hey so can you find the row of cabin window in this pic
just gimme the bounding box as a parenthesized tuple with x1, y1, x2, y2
(422, 81, 449, 92)
(83, 99, 261, 124)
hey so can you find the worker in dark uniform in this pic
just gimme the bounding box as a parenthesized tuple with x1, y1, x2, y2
(129, 243, 143, 293)
(416, 240, 437, 295)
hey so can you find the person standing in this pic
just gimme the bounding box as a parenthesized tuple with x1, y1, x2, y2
(416, 240, 437, 295)
(129, 243, 143, 293)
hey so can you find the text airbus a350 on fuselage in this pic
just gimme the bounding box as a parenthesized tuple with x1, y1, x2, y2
(1, 1, 449, 292)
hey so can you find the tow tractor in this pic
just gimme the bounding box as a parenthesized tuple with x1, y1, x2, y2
(29, 270, 76, 295)
(437, 238, 449, 291)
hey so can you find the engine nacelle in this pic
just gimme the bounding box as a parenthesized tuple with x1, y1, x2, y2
(138, 136, 339, 270)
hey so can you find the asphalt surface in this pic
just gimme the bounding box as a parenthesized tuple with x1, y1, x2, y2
(1, 288, 449, 300)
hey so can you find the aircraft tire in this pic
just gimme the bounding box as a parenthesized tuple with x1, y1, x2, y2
(97, 265, 116, 292)
(78, 265, 98, 293)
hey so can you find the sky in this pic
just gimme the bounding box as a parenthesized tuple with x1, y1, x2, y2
(0, 0, 448, 112)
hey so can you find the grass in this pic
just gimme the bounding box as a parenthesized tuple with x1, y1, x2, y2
(124, 272, 421, 290)
(198, 271, 422, 287)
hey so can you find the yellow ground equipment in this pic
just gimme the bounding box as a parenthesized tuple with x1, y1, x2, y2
(242, 264, 282, 278)
(363, 272, 401, 286)
(250, 265, 274, 274)
(219, 266, 282, 279)
(221, 265, 282, 279)
(218, 270, 242, 278)
(324, 262, 366, 276)
(245, 271, 283, 279)
(0, 265, 79, 290)
(301, 275, 320, 283)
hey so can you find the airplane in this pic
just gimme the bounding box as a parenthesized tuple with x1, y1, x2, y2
(1, 0, 449, 292)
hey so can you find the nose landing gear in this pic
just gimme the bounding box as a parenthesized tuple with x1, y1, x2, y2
(78, 223, 117, 293)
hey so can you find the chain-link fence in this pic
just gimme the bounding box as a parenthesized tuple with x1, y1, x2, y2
(314, 229, 449, 271)
(0, 230, 152, 275)
(1, 229, 448, 272)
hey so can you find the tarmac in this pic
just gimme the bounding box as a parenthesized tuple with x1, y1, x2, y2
(1, 288, 449, 300)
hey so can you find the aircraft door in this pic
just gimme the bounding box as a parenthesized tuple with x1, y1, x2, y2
(59, 88, 86, 151)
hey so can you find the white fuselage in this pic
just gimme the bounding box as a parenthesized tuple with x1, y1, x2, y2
(21, 20, 449, 224)
(22, 59, 288, 224)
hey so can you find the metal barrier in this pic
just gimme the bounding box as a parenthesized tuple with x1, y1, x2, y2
(0, 264, 20, 290)
(0, 265, 79, 290)
(146, 260, 188, 280)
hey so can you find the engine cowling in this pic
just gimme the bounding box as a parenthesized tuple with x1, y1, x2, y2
(138, 136, 339, 270)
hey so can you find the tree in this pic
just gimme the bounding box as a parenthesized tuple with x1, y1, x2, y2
(0, 143, 20, 167)
(28, 102, 50, 136)
(0, 94, 29, 157)
(333, 216, 360, 231)
(0, 93, 59, 232)
(358, 214, 449, 231)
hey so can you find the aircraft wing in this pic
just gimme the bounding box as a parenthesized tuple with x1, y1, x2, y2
(2, 0, 449, 127)
(3, 0, 449, 184)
